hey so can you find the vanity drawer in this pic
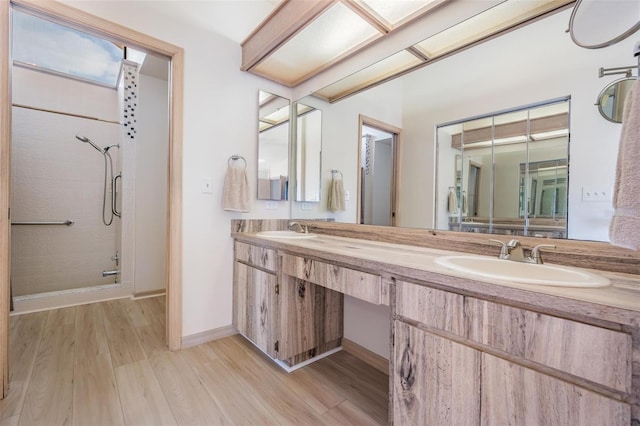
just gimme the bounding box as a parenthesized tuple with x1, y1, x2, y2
(281, 254, 383, 305)
(465, 298, 632, 393)
(235, 241, 277, 272)
(395, 280, 465, 336)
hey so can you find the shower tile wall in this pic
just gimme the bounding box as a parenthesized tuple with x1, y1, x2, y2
(11, 67, 121, 296)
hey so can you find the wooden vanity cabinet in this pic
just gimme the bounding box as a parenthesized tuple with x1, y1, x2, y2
(233, 241, 343, 368)
(393, 280, 633, 425)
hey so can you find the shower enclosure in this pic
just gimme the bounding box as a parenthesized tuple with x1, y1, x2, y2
(9, 48, 139, 307)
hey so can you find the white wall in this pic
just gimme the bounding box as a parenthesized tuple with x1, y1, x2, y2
(134, 73, 169, 294)
(400, 9, 635, 241)
(62, 0, 293, 337)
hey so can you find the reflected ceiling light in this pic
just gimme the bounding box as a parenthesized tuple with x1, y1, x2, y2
(314, 49, 422, 100)
(530, 129, 569, 141)
(414, 0, 570, 58)
(312, 0, 572, 102)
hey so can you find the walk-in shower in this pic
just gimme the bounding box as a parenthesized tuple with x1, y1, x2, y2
(76, 135, 121, 226)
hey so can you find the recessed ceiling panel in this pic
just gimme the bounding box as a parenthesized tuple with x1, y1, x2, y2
(357, 0, 443, 27)
(314, 49, 422, 101)
(414, 0, 570, 58)
(253, 1, 382, 85)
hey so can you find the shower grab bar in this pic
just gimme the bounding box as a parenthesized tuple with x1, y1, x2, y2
(113, 173, 122, 218)
(11, 220, 74, 226)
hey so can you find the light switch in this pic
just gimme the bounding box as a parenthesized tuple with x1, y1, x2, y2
(202, 178, 213, 194)
(345, 191, 350, 201)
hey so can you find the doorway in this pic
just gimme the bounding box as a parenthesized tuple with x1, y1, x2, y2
(358, 115, 401, 226)
(1, 0, 184, 398)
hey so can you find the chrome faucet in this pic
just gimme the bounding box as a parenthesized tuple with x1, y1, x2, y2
(489, 239, 556, 264)
(289, 221, 308, 234)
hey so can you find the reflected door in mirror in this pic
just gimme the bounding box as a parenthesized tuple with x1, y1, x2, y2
(258, 90, 290, 201)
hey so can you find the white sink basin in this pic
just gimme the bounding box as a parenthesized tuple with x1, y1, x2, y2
(435, 255, 610, 288)
(256, 230, 318, 239)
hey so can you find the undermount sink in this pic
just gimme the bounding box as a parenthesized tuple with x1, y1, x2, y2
(435, 255, 610, 288)
(256, 230, 318, 239)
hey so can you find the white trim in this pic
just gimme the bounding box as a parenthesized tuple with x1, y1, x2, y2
(273, 346, 343, 373)
(181, 325, 239, 349)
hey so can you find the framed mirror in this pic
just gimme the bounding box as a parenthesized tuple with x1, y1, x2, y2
(294, 102, 322, 202)
(257, 90, 290, 201)
(596, 77, 637, 123)
(437, 98, 570, 238)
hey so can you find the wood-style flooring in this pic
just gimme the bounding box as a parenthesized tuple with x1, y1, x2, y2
(0, 296, 389, 425)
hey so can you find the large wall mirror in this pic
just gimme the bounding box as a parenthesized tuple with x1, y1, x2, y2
(437, 98, 570, 238)
(292, 7, 634, 242)
(294, 101, 322, 202)
(258, 90, 289, 200)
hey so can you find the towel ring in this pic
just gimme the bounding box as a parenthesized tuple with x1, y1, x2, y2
(331, 169, 343, 179)
(228, 155, 247, 168)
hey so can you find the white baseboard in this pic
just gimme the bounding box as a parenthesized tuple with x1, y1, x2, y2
(181, 325, 238, 349)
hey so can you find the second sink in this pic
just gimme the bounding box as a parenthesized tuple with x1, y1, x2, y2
(435, 255, 610, 288)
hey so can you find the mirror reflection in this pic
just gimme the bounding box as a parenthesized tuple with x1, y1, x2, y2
(597, 77, 636, 123)
(438, 98, 569, 238)
(258, 90, 289, 201)
(294, 102, 322, 202)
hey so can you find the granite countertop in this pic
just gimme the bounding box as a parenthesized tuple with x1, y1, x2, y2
(233, 232, 640, 328)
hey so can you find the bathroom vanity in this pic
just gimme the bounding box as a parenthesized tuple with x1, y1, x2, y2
(232, 220, 640, 425)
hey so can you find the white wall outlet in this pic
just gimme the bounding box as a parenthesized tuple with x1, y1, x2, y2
(582, 187, 612, 202)
(301, 202, 312, 210)
(265, 201, 278, 210)
(345, 191, 350, 201)
(201, 177, 213, 194)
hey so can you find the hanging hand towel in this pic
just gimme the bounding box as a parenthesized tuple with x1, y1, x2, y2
(447, 188, 458, 214)
(610, 79, 640, 250)
(327, 174, 346, 212)
(222, 159, 250, 212)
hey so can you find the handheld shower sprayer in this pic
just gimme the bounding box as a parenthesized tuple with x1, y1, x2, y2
(75, 134, 121, 226)
(75, 135, 104, 153)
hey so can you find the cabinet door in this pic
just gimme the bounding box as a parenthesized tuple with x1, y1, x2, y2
(234, 262, 278, 358)
(279, 275, 343, 361)
(481, 353, 630, 425)
(393, 321, 481, 425)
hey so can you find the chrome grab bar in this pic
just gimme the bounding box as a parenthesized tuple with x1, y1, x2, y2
(113, 173, 122, 218)
(11, 220, 74, 226)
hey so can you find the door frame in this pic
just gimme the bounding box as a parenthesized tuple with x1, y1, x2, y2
(1, 0, 184, 398)
(357, 114, 402, 226)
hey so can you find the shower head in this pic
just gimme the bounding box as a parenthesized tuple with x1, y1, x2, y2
(76, 135, 104, 153)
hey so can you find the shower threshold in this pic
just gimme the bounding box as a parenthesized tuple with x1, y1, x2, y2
(11, 282, 132, 315)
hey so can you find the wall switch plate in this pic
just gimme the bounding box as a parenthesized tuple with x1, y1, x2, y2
(265, 201, 278, 210)
(301, 203, 312, 210)
(345, 191, 350, 201)
(202, 178, 213, 194)
(582, 187, 611, 202)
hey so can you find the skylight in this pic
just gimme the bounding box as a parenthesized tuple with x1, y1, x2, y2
(12, 10, 123, 88)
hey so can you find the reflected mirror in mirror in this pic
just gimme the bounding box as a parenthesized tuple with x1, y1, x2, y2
(294, 102, 322, 202)
(437, 98, 570, 238)
(597, 77, 637, 123)
(258, 90, 290, 201)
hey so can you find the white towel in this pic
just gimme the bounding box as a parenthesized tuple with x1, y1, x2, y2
(447, 188, 458, 214)
(222, 161, 249, 212)
(327, 175, 346, 212)
(610, 79, 640, 250)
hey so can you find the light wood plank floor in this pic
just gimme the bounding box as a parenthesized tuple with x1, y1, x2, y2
(1, 296, 389, 425)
